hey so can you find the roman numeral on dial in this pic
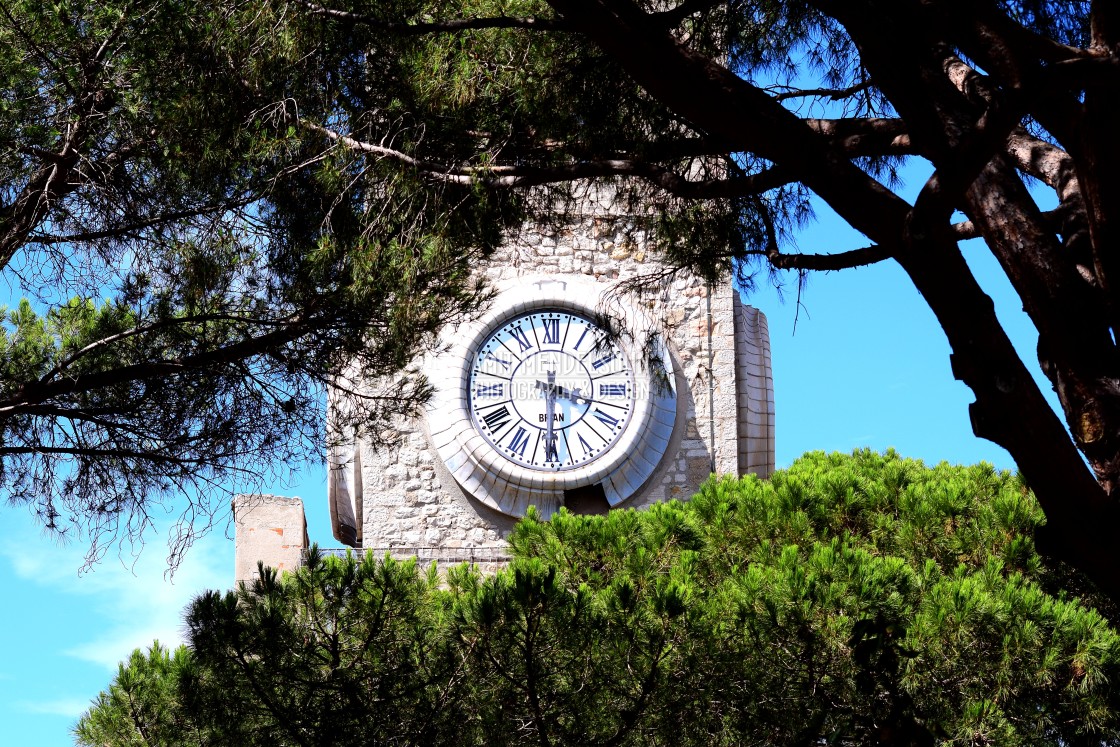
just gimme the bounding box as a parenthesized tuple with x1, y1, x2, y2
(591, 352, 614, 370)
(508, 324, 532, 352)
(542, 318, 560, 345)
(507, 426, 531, 457)
(573, 325, 592, 351)
(481, 405, 511, 433)
(486, 351, 512, 370)
(576, 432, 594, 455)
(477, 383, 504, 397)
(592, 408, 621, 429)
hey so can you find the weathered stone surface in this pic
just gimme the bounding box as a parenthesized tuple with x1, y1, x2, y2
(233, 494, 308, 584)
(348, 208, 774, 554)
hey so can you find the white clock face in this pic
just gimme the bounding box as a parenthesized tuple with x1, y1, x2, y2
(469, 309, 635, 471)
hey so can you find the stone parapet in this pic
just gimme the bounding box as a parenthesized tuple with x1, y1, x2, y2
(320, 546, 511, 578)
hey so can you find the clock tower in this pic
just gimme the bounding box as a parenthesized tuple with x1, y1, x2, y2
(234, 199, 774, 581)
(319, 205, 775, 569)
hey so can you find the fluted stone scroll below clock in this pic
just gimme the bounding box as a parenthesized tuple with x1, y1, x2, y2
(426, 277, 678, 518)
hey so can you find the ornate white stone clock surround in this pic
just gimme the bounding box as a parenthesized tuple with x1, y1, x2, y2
(425, 276, 677, 518)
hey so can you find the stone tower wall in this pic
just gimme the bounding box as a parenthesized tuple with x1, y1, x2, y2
(340, 202, 774, 558)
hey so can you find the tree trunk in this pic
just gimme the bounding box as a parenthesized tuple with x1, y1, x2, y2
(545, 0, 1120, 601)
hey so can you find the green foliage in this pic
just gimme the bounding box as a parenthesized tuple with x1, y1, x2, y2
(72, 642, 199, 747)
(181, 551, 458, 745)
(0, 0, 520, 560)
(78, 452, 1120, 746)
(507, 449, 1116, 745)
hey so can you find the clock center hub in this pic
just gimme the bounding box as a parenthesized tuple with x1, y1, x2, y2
(509, 350, 594, 428)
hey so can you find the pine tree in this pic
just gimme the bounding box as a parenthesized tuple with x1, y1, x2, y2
(78, 452, 1120, 746)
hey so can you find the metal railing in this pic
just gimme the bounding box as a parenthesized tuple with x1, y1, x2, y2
(312, 546, 511, 565)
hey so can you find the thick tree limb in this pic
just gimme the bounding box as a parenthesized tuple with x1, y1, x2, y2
(1091, 0, 1120, 50)
(541, 0, 1120, 600)
(27, 199, 254, 246)
(1004, 129, 1080, 200)
(757, 244, 894, 271)
(295, 2, 571, 33)
(1045, 54, 1120, 90)
(950, 0, 1096, 65)
(308, 121, 912, 203)
(962, 158, 1118, 483)
(0, 149, 82, 268)
(649, 0, 724, 29)
(774, 80, 873, 102)
(944, 6, 1083, 147)
(0, 446, 257, 465)
(0, 312, 311, 413)
(811, 0, 1120, 591)
(0, 28, 126, 268)
(30, 311, 294, 388)
(804, 118, 913, 156)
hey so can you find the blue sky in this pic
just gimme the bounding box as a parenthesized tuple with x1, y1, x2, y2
(0, 188, 1053, 746)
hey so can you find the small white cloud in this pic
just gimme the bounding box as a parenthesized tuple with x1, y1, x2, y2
(18, 698, 91, 718)
(62, 540, 230, 670)
(65, 624, 190, 671)
(0, 510, 233, 671)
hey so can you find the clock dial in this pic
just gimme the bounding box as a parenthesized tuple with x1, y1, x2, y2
(469, 310, 635, 471)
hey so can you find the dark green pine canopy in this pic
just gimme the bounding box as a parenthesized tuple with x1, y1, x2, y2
(77, 451, 1120, 746)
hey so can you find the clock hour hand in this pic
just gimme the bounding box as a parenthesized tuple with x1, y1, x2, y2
(554, 383, 593, 405)
(535, 379, 592, 406)
(544, 429, 559, 462)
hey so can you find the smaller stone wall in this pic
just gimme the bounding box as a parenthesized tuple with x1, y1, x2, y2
(233, 494, 309, 585)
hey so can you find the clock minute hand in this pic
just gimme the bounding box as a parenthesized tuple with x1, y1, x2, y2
(544, 373, 560, 463)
